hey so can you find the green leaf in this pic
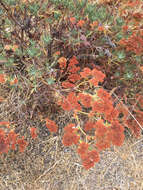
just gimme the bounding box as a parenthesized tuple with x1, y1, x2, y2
(42, 35, 52, 45)
(124, 71, 134, 80)
(0, 8, 3, 15)
(27, 47, 39, 57)
(47, 78, 55, 85)
(116, 17, 124, 26)
(116, 32, 123, 41)
(54, 12, 61, 20)
(117, 51, 126, 59)
(114, 71, 120, 77)
(29, 3, 40, 15)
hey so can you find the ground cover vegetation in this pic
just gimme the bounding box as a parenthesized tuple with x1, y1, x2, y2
(0, 0, 143, 173)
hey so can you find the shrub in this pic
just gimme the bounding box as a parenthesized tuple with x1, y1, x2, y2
(0, 0, 142, 169)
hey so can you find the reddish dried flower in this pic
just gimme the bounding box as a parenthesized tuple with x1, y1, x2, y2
(109, 121, 125, 146)
(88, 150, 100, 162)
(64, 123, 76, 133)
(0, 121, 10, 127)
(97, 88, 111, 101)
(77, 142, 89, 155)
(58, 98, 72, 111)
(70, 17, 76, 25)
(98, 26, 104, 32)
(80, 67, 92, 78)
(133, 12, 143, 19)
(30, 127, 37, 139)
(105, 108, 119, 122)
(89, 78, 98, 86)
(17, 136, 28, 152)
(92, 99, 113, 116)
(95, 134, 111, 151)
(111, 130, 124, 146)
(77, 93, 92, 108)
(7, 130, 18, 150)
(62, 81, 75, 88)
(54, 51, 60, 56)
(66, 92, 81, 111)
(81, 150, 100, 170)
(119, 39, 127, 46)
(10, 78, 18, 85)
(68, 74, 81, 83)
(0, 130, 9, 154)
(92, 100, 104, 113)
(82, 156, 95, 170)
(91, 68, 105, 82)
(127, 0, 139, 7)
(0, 96, 4, 102)
(122, 25, 129, 32)
(77, 20, 85, 27)
(121, 31, 143, 55)
(0, 74, 6, 84)
(62, 132, 80, 146)
(58, 57, 67, 69)
(95, 119, 107, 136)
(46, 118, 58, 133)
(84, 121, 95, 131)
(68, 65, 80, 73)
(111, 121, 124, 133)
(90, 21, 98, 29)
(69, 56, 79, 66)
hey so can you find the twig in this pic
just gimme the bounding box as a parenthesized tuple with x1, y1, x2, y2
(34, 160, 61, 182)
(0, 0, 22, 28)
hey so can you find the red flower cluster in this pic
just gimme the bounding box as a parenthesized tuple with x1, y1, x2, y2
(97, 88, 111, 101)
(0, 74, 6, 84)
(81, 150, 100, 170)
(45, 118, 58, 133)
(77, 142, 100, 170)
(80, 67, 92, 78)
(0, 129, 28, 154)
(110, 121, 125, 146)
(0, 129, 9, 154)
(94, 119, 125, 150)
(91, 68, 105, 83)
(30, 127, 37, 139)
(47, 56, 127, 169)
(84, 120, 96, 131)
(58, 56, 81, 89)
(119, 31, 143, 55)
(58, 92, 81, 111)
(77, 142, 89, 155)
(92, 99, 113, 116)
(77, 93, 92, 108)
(7, 130, 18, 150)
(68, 73, 81, 83)
(0, 121, 10, 128)
(94, 120, 111, 151)
(17, 136, 28, 152)
(58, 57, 67, 70)
(62, 123, 79, 146)
(80, 67, 105, 86)
(62, 81, 75, 88)
(105, 107, 119, 123)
